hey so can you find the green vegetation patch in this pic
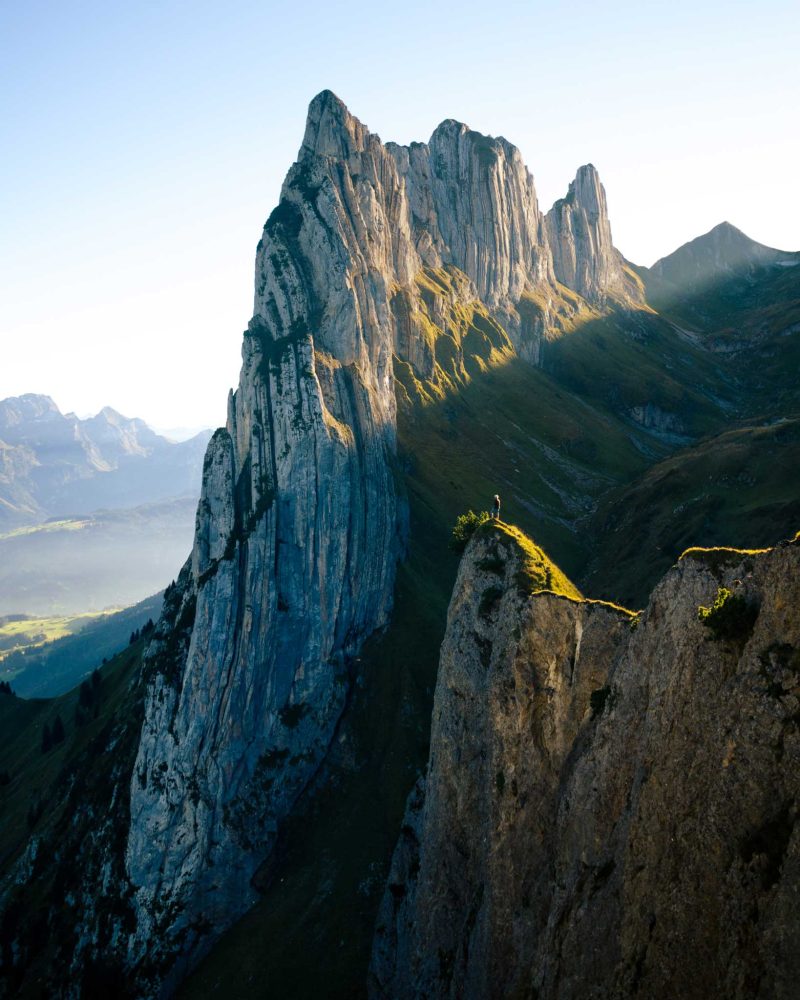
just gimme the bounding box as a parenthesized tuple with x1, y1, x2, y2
(0, 610, 120, 663)
(697, 586, 759, 642)
(450, 510, 489, 552)
(680, 545, 770, 574)
(477, 521, 583, 601)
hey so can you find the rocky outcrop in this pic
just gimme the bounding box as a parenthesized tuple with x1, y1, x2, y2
(120, 91, 649, 987)
(372, 528, 800, 999)
(545, 164, 632, 305)
(125, 92, 409, 986)
(629, 401, 686, 436)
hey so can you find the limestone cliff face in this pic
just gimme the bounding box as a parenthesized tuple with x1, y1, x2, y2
(372, 531, 800, 999)
(545, 164, 632, 305)
(125, 92, 408, 982)
(123, 91, 642, 986)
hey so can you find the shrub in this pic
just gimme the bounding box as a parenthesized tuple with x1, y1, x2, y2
(698, 587, 758, 642)
(450, 510, 489, 552)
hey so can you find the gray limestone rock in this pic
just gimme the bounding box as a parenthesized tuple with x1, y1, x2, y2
(545, 164, 636, 305)
(372, 533, 800, 1000)
(122, 90, 644, 987)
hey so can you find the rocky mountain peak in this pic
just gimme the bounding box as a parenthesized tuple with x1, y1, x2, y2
(300, 88, 372, 160)
(544, 162, 631, 303)
(0, 393, 60, 428)
(121, 92, 648, 986)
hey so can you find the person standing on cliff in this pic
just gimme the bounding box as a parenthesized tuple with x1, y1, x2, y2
(491, 494, 501, 520)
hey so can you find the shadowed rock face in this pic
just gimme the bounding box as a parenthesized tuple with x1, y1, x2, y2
(121, 90, 641, 987)
(372, 533, 800, 1000)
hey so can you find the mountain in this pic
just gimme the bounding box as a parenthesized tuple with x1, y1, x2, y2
(122, 90, 662, 989)
(0, 92, 797, 998)
(0, 394, 211, 529)
(640, 223, 800, 336)
(372, 523, 800, 1000)
(648, 220, 795, 290)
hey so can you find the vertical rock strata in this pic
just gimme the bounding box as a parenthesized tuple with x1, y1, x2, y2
(545, 164, 632, 304)
(372, 534, 800, 999)
(123, 90, 641, 983)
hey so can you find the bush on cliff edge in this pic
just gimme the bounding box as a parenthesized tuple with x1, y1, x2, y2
(450, 510, 490, 553)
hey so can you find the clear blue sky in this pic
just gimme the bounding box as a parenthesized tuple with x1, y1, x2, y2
(2, 0, 798, 428)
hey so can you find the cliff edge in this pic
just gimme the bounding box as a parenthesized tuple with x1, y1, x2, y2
(372, 525, 800, 999)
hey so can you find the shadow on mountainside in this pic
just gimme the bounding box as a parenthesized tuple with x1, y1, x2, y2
(178, 290, 800, 998)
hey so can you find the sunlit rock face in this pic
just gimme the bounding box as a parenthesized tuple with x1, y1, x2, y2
(372, 533, 800, 1000)
(545, 163, 631, 304)
(123, 90, 638, 985)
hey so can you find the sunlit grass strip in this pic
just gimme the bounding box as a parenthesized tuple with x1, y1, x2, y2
(680, 544, 771, 562)
(0, 519, 91, 541)
(0, 609, 123, 661)
(480, 520, 583, 601)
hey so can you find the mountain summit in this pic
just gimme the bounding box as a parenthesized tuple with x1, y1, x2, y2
(0, 394, 209, 526)
(649, 220, 795, 290)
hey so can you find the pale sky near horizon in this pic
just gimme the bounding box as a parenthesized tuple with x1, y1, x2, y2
(2, 0, 798, 429)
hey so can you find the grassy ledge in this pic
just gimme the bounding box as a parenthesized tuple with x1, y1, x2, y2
(475, 520, 583, 601)
(679, 544, 772, 573)
(474, 520, 638, 615)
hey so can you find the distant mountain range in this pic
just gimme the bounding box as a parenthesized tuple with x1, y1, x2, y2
(0, 394, 211, 529)
(0, 396, 212, 614)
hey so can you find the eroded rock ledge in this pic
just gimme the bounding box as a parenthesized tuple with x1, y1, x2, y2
(372, 525, 800, 1000)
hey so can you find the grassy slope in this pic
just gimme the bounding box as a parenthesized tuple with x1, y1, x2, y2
(0, 640, 142, 873)
(643, 259, 800, 418)
(0, 592, 162, 697)
(543, 308, 736, 437)
(585, 418, 800, 607)
(0, 610, 118, 659)
(582, 260, 800, 607)
(0, 638, 144, 997)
